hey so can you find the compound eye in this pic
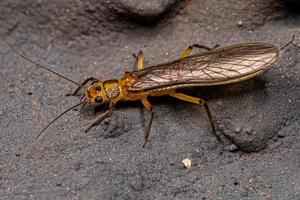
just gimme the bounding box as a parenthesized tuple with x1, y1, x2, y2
(95, 96, 103, 103)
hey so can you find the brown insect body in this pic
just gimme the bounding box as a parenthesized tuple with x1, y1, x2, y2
(86, 43, 278, 110)
(9, 40, 288, 147)
(80, 42, 280, 147)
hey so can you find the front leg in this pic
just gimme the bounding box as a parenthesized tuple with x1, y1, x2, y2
(73, 77, 98, 96)
(84, 109, 114, 133)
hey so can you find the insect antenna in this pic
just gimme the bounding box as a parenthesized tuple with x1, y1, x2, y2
(36, 101, 84, 140)
(79, 102, 87, 112)
(7, 42, 82, 87)
(279, 34, 296, 51)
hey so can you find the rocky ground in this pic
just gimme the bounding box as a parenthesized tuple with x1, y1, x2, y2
(0, 0, 299, 199)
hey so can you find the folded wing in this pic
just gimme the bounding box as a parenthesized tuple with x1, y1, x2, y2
(128, 43, 279, 92)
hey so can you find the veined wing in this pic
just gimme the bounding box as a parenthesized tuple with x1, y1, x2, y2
(128, 43, 279, 92)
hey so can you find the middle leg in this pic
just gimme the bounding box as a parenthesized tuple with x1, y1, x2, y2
(132, 51, 145, 70)
(141, 98, 154, 147)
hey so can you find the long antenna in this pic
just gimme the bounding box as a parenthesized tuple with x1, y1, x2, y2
(36, 101, 84, 140)
(279, 34, 296, 51)
(7, 42, 82, 87)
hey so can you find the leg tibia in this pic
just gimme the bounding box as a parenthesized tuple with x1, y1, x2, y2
(170, 92, 221, 142)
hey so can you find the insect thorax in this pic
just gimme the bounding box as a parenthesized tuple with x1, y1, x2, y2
(103, 80, 120, 99)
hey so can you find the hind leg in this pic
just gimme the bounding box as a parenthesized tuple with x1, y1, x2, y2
(141, 98, 154, 147)
(169, 92, 221, 143)
(180, 44, 219, 59)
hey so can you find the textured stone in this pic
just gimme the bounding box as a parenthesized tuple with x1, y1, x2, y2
(0, 0, 299, 199)
(112, 0, 181, 23)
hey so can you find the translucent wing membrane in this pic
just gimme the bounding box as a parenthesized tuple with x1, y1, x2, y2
(128, 43, 279, 92)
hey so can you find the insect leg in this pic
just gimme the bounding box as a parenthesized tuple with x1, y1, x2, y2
(73, 77, 98, 96)
(84, 109, 114, 133)
(141, 98, 154, 147)
(169, 93, 221, 143)
(180, 44, 212, 59)
(133, 51, 145, 70)
(179, 44, 220, 59)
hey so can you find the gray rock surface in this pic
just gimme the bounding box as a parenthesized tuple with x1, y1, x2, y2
(117, 0, 180, 18)
(0, 0, 299, 199)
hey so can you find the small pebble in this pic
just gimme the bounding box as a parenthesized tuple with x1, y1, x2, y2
(217, 100, 223, 106)
(182, 158, 192, 170)
(237, 20, 243, 26)
(277, 132, 285, 138)
(234, 127, 241, 133)
(169, 161, 175, 166)
(234, 180, 239, 185)
(194, 149, 200, 154)
(103, 118, 110, 125)
(224, 144, 238, 151)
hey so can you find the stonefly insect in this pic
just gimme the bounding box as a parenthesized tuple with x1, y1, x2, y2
(8, 37, 295, 147)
